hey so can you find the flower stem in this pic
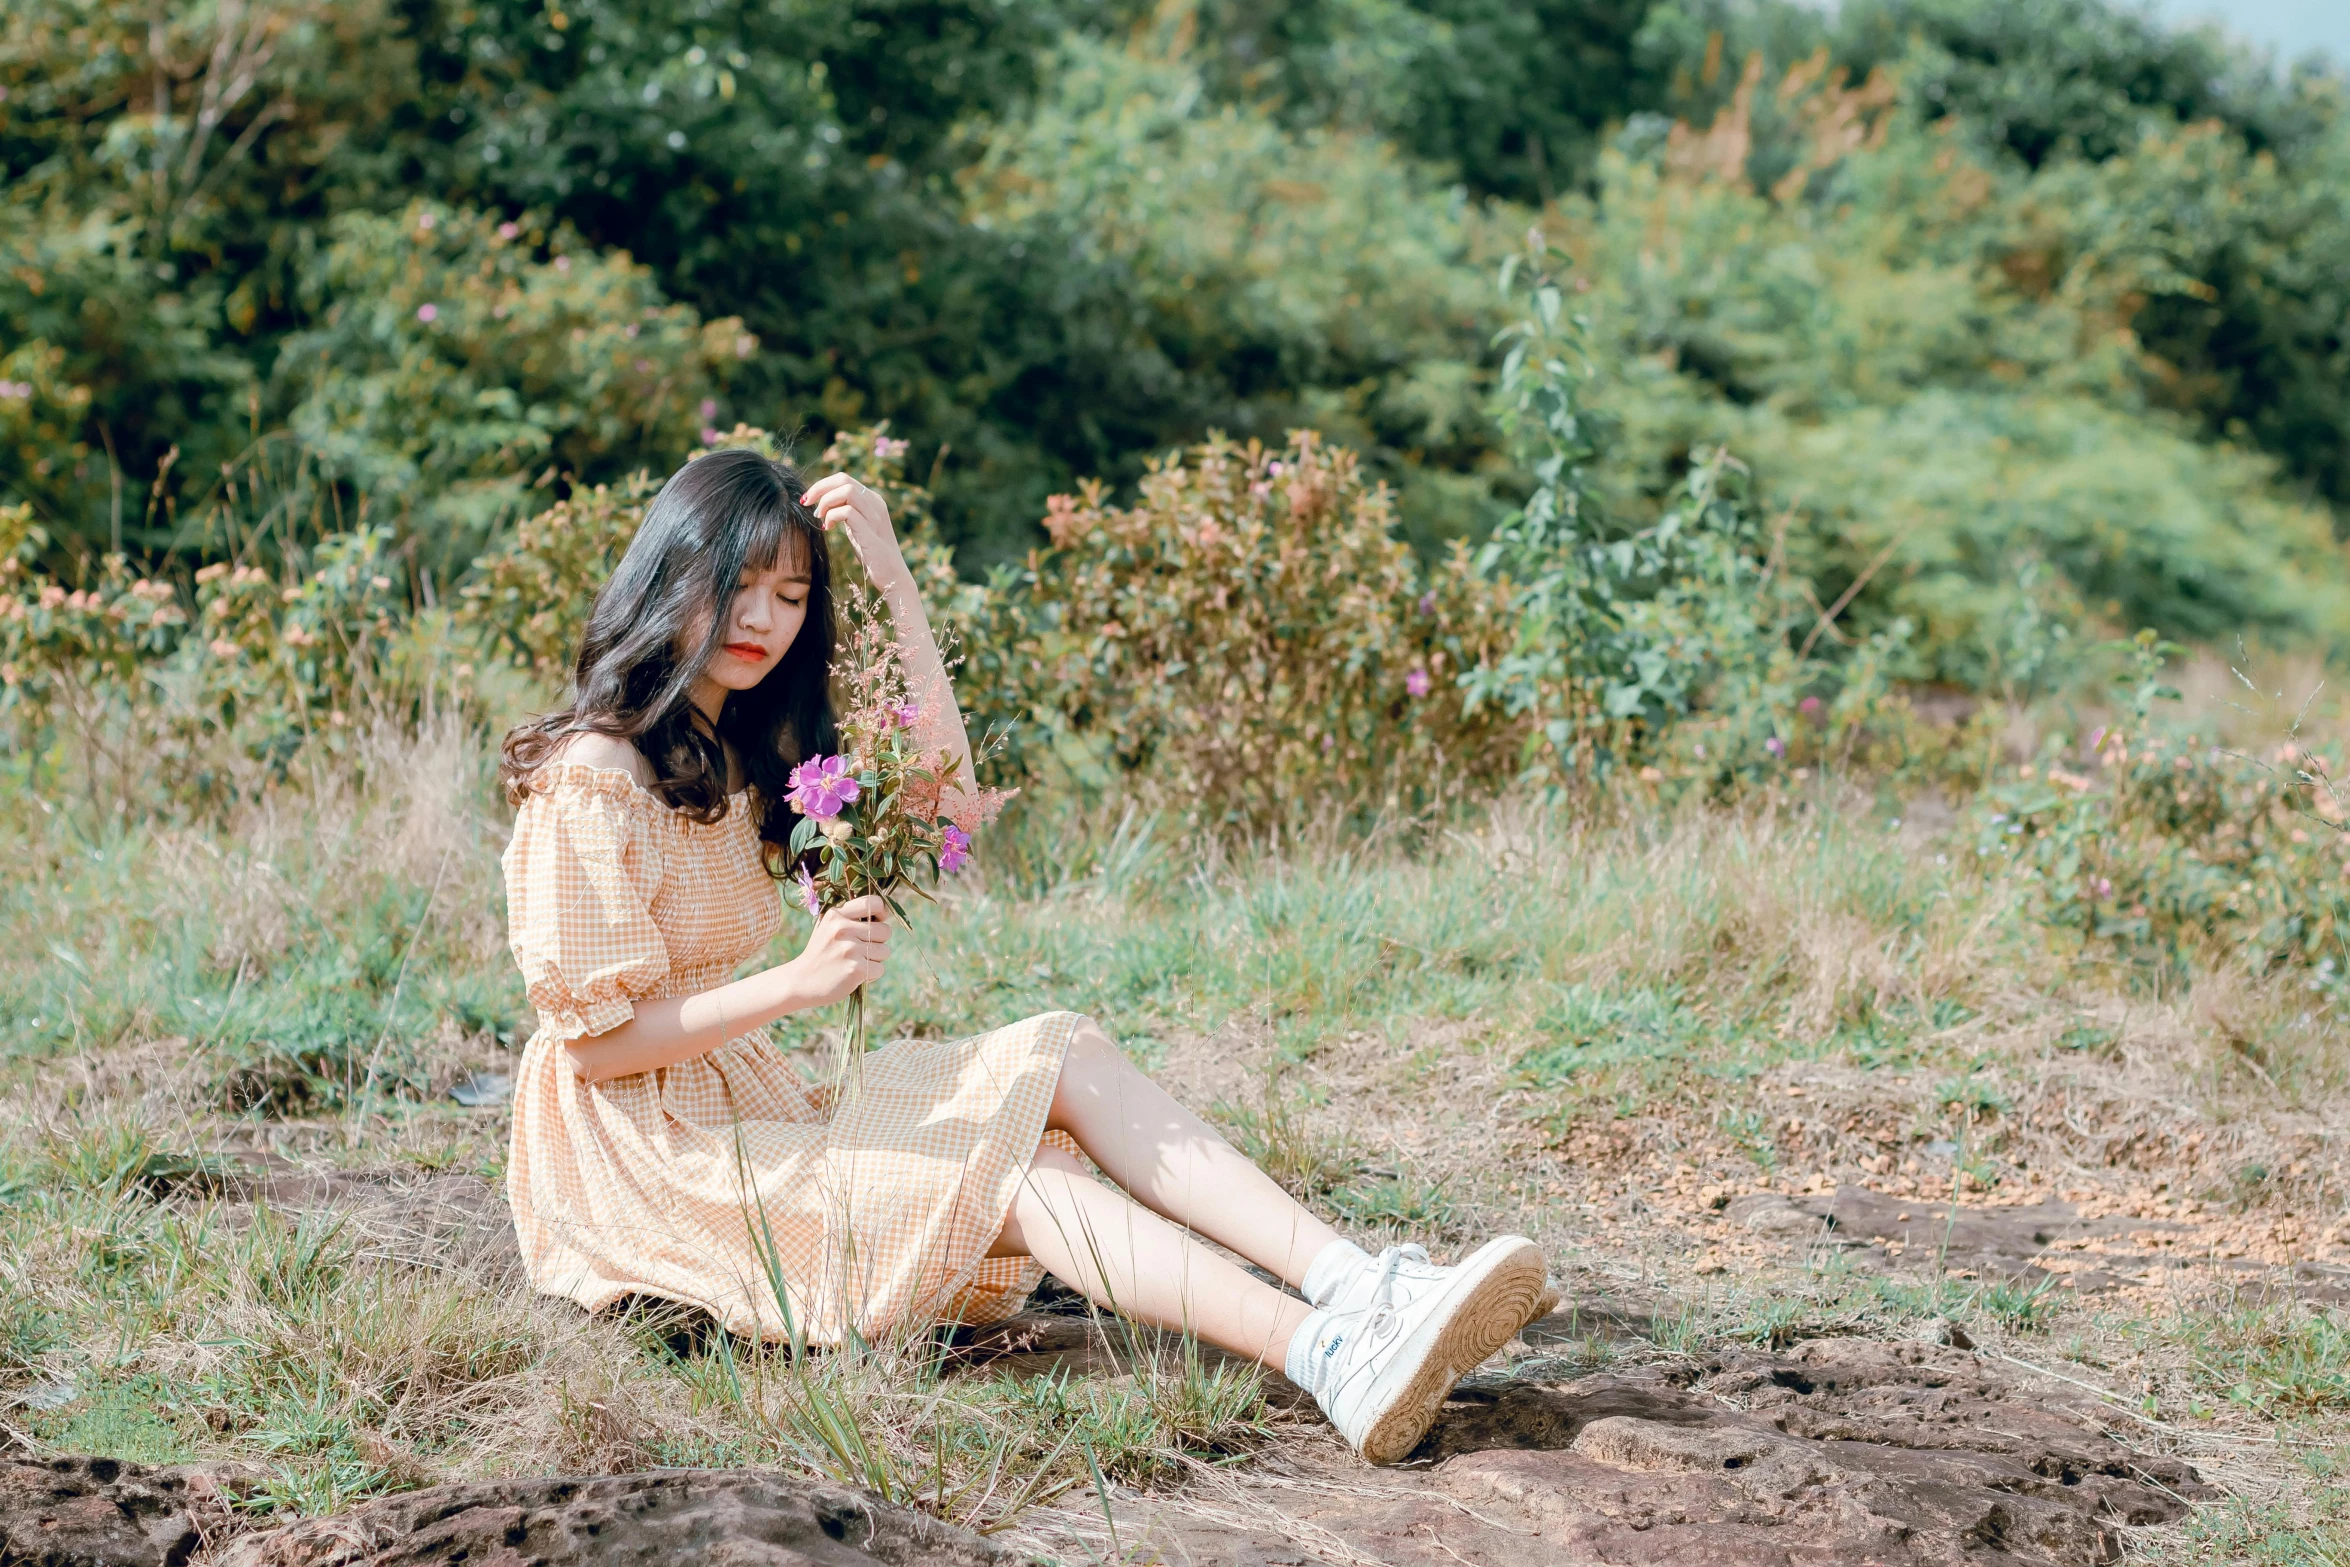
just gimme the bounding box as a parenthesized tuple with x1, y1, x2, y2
(840, 983, 866, 1097)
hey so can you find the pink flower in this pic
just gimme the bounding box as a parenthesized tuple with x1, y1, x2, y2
(796, 864, 821, 915)
(786, 754, 861, 819)
(939, 824, 971, 874)
(875, 436, 909, 460)
(498, 221, 520, 240)
(1765, 736, 1786, 757)
(1405, 668, 1431, 698)
(1798, 696, 1822, 716)
(1418, 591, 1436, 615)
(701, 427, 722, 445)
(890, 700, 920, 728)
(2093, 877, 2114, 899)
(415, 303, 439, 322)
(2089, 727, 2107, 750)
(700, 398, 718, 420)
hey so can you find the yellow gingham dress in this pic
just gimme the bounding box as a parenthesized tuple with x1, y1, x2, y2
(500, 760, 1077, 1344)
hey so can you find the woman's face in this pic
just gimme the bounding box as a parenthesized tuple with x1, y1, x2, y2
(693, 551, 811, 703)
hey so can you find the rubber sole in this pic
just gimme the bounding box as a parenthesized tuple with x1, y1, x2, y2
(1353, 1235, 1550, 1465)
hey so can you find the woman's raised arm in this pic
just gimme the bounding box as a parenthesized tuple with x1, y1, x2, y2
(797, 472, 979, 805)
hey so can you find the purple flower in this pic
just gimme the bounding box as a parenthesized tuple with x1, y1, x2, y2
(701, 427, 721, 445)
(1418, 591, 1437, 615)
(796, 864, 821, 916)
(786, 754, 861, 819)
(1405, 668, 1432, 698)
(1798, 695, 1822, 716)
(497, 221, 520, 240)
(1765, 736, 1786, 758)
(890, 699, 920, 729)
(415, 303, 439, 323)
(875, 435, 909, 460)
(939, 824, 971, 874)
(699, 398, 718, 420)
(2089, 726, 2107, 750)
(2093, 877, 2114, 899)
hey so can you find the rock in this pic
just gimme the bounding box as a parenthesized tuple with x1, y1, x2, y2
(0, 1454, 258, 1567)
(1728, 1194, 1827, 1239)
(447, 1072, 513, 1108)
(213, 1469, 1016, 1567)
(1911, 1315, 1976, 1350)
(1109, 1337, 2205, 1566)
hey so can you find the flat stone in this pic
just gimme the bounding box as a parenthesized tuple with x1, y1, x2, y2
(1100, 1338, 2205, 1566)
(214, 1469, 1017, 1567)
(0, 1454, 258, 1567)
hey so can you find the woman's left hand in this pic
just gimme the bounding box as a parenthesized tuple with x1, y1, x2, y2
(801, 473, 908, 585)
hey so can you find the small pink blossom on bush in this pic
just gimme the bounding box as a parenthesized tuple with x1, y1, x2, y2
(1405, 668, 1431, 698)
(417, 212, 435, 231)
(498, 221, 520, 240)
(889, 700, 920, 728)
(2093, 877, 2114, 899)
(700, 399, 718, 420)
(875, 436, 909, 460)
(701, 427, 721, 445)
(415, 303, 439, 323)
(1418, 591, 1436, 614)
(554, 255, 571, 273)
(1798, 695, 1822, 715)
(2088, 726, 2106, 750)
(786, 754, 861, 818)
(939, 824, 971, 874)
(1765, 735, 1786, 757)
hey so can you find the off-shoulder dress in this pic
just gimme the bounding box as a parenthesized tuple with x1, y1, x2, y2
(500, 760, 1078, 1344)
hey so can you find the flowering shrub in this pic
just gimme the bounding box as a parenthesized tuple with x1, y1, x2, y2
(459, 472, 660, 686)
(1004, 431, 1521, 826)
(0, 495, 406, 801)
(1971, 635, 2350, 974)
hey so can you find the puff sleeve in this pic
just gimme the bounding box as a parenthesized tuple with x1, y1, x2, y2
(501, 772, 671, 1045)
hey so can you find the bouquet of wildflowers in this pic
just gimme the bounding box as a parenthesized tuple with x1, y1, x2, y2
(785, 589, 1011, 1083)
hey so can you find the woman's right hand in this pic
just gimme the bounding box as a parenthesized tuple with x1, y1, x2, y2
(789, 894, 892, 1007)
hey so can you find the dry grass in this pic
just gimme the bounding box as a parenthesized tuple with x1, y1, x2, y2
(2, 669, 2349, 1553)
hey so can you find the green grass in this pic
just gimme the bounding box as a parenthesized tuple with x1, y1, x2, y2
(5, 722, 2350, 1535)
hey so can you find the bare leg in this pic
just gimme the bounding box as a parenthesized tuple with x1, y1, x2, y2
(1043, 1019, 1346, 1289)
(990, 1147, 1313, 1370)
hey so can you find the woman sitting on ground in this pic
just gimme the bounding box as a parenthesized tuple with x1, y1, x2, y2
(496, 446, 1551, 1463)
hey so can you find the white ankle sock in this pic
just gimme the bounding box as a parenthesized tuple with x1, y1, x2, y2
(1301, 1238, 1371, 1307)
(1283, 1305, 1337, 1392)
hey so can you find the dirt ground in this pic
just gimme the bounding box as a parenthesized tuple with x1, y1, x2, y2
(22, 997, 2338, 1567)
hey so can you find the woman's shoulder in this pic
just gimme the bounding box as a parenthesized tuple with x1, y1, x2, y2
(550, 732, 655, 783)
(512, 733, 660, 811)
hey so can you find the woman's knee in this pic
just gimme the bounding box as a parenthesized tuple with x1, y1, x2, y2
(1057, 1018, 1132, 1090)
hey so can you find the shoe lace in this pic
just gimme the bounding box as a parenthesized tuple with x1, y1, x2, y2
(1364, 1246, 1411, 1336)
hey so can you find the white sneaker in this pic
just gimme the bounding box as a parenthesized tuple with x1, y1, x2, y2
(1320, 1241, 1562, 1323)
(1287, 1234, 1549, 1464)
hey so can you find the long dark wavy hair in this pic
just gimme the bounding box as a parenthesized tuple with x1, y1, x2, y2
(500, 447, 835, 876)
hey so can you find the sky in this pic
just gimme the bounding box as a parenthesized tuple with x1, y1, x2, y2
(2146, 0, 2350, 65)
